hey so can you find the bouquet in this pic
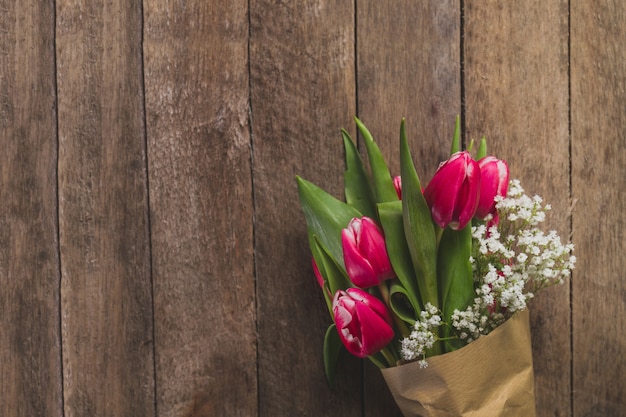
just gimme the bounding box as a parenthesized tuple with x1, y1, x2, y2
(296, 118, 575, 417)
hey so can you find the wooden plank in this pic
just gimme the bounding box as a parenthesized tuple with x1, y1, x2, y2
(56, 1, 155, 415)
(357, 0, 462, 178)
(571, 2, 626, 416)
(0, 1, 63, 416)
(142, 1, 257, 416)
(249, 1, 361, 415)
(463, 2, 571, 416)
(356, 1, 461, 415)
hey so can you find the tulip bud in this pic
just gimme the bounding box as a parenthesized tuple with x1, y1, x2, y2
(475, 156, 509, 220)
(332, 288, 394, 358)
(312, 258, 325, 288)
(393, 176, 402, 199)
(423, 151, 481, 230)
(342, 217, 395, 288)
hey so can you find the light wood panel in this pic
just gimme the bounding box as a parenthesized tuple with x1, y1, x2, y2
(571, 1, 626, 416)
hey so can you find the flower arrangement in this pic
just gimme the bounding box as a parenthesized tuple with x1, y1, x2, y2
(296, 117, 575, 389)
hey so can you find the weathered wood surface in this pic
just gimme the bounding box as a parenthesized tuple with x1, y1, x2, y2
(0, 1, 623, 416)
(571, 1, 626, 416)
(464, 2, 572, 416)
(144, 1, 257, 416)
(0, 1, 62, 416)
(250, 2, 360, 416)
(56, 0, 154, 415)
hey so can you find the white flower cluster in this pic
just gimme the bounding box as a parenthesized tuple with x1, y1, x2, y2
(400, 179, 576, 364)
(400, 303, 440, 367)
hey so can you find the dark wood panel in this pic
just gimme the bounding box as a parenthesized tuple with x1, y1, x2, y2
(56, 0, 155, 415)
(143, 1, 257, 416)
(571, 2, 626, 416)
(0, 1, 62, 416)
(463, 2, 571, 416)
(250, 1, 360, 415)
(356, 1, 461, 415)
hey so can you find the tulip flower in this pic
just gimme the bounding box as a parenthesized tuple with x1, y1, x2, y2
(332, 288, 394, 358)
(423, 151, 481, 230)
(312, 258, 325, 288)
(393, 176, 402, 199)
(475, 156, 509, 221)
(342, 217, 395, 288)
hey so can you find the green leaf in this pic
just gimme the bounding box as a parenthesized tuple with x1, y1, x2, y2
(388, 281, 417, 325)
(323, 324, 343, 388)
(377, 200, 422, 313)
(450, 115, 461, 154)
(438, 224, 474, 352)
(342, 129, 377, 219)
(312, 235, 352, 296)
(476, 136, 487, 160)
(399, 119, 439, 310)
(354, 117, 398, 203)
(297, 176, 362, 269)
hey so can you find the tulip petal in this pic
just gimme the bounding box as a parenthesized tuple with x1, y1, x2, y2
(333, 289, 395, 358)
(453, 158, 481, 230)
(353, 300, 395, 356)
(342, 228, 379, 288)
(358, 218, 394, 280)
(345, 288, 392, 325)
(476, 157, 509, 219)
(424, 152, 466, 227)
(424, 152, 481, 230)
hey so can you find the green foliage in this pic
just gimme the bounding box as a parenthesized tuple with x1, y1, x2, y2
(342, 129, 378, 220)
(399, 120, 439, 311)
(323, 324, 342, 388)
(297, 117, 490, 382)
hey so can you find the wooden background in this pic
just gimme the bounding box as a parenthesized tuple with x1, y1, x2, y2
(0, 1, 624, 416)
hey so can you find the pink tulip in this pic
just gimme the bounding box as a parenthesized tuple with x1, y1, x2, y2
(475, 156, 509, 220)
(393, 176, 402, 199)
(342, 217, 395, 288)
(332, 288, 394, 358)
(424, 151, 481, 230)
(312, 258, 325, 288)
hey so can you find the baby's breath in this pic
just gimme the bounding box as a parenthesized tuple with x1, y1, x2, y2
(400, 179, 575, 363)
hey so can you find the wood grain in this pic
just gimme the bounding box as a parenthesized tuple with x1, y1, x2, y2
(463, 2, 571, 416)
(250, 1, 360, 415)
(143, 1, 257, 416)
(0, 1, 623, 416)
(571, 1, 626, 416)
(56, 1, 155, 415)
(357, 0, 461, 180)
(356, 1, 461, 415)
(0, 1, 62, 416)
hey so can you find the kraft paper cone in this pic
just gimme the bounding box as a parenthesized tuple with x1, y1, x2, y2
(381, 309, 535, 417)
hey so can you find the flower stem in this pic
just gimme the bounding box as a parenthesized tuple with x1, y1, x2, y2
(380, 347, 397, 367)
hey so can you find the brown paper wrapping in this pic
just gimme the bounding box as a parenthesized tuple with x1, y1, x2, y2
(381, 309, 535, 417)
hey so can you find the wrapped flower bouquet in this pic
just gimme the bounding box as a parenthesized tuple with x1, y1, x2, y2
(296, 118, 575, 417)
